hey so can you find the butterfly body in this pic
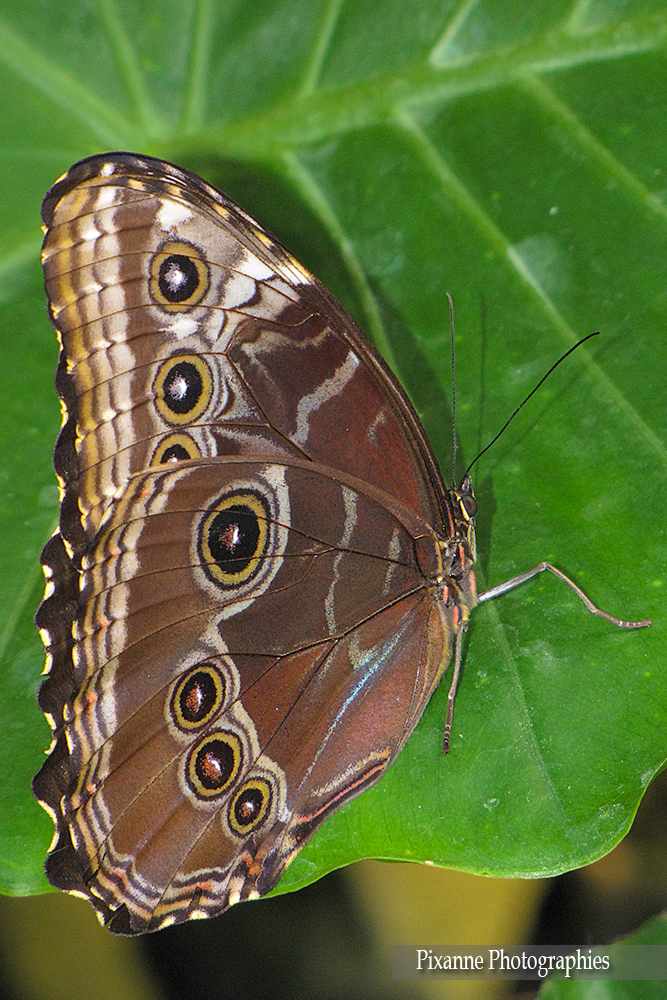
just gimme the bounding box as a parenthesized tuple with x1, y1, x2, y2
(34, 154, 477, 933)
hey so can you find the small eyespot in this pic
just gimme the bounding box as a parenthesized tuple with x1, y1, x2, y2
(153, 354, 213, 424)
(151, 432, 201, 465)
(186, 731, 242, 799)
(228, 778, 272, 835)
(171, 662, 225, 731)
(150, 240, 209, 311)
(199, 491, 270, 588)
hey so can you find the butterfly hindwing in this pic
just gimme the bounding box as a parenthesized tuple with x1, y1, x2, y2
(36, 455, 451, 932)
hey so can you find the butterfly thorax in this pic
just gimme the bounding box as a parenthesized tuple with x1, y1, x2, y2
(431, 473, 478, 620)
(411, 473, 477, 647)
(446, 472, 478, 618)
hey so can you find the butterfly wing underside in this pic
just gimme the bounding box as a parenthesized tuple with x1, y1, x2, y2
(33, 153, 470, 934)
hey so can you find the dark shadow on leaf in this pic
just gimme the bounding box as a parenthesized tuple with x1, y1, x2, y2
(176, 155, 367, 324)
(472, 472, 495, 583)
(367, 278, 454, 468)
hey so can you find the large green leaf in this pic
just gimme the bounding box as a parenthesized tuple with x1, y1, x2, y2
(0, 0, 665, 901)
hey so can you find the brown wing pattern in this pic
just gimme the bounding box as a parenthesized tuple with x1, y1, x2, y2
(34, 154, 476, 934)
(40, 153, 448, 545)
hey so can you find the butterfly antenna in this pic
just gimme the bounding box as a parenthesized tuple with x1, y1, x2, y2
(462, 331, 600, 482)
(448, 292, 457, 485)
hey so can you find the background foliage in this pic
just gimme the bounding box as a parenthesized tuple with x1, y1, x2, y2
(0, 0, 665, 909)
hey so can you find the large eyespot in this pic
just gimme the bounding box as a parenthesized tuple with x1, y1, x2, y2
(199, 491, 270, 588)
(150, 240, 209, 310)
(186, 731, 242, 799)
(171, 662, 226, 732)
(151, 432, 201, 465)
(228, 778, 272, 835)
(153, 354, 212, 424)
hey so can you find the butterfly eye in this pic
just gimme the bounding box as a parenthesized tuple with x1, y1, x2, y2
(150, 239, 209, 310)
(228, 779, 272, 835)
(153, 354, 213, 424)
(459, 494, 477, 519)
(199, 491, 270, 588)
(186, 731, 243, 799)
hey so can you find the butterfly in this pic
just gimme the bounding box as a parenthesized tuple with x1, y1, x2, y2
(33, 153, 650, 934)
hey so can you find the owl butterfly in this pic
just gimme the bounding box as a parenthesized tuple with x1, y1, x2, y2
(33, 153, 650, 935)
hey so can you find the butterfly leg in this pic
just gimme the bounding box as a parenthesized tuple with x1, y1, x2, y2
(443, 565, 651, 752)
(443, 626, 466, 753)
(477, 562, 651, 629)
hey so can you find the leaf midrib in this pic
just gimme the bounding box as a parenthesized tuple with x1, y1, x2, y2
(192, 13, 667, 158)
(1, 10, 665, 159)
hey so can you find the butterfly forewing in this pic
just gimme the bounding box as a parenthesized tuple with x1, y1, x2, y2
(40, 153, 447, 542)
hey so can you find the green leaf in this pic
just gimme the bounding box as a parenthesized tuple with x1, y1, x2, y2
(1, 0, 665, 902)
(539, 913, 667, 998)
